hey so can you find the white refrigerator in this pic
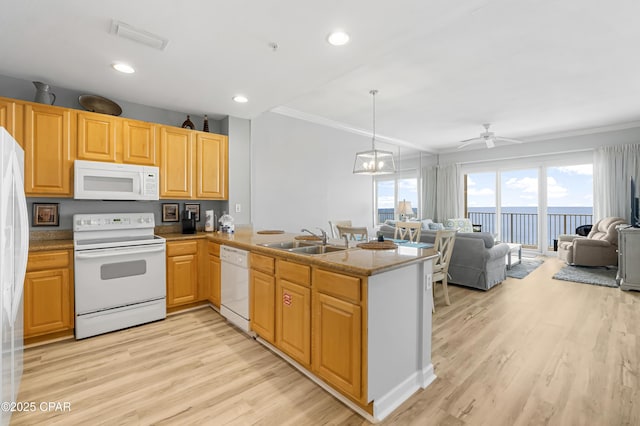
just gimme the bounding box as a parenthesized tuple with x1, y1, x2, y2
(0, 127, 28, 426)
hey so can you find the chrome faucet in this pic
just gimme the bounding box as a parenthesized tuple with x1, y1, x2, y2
(301, 228, 328, 245)
(342, 234, 349, 248)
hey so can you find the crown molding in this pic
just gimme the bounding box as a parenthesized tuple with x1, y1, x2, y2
(520, 120, 640, 142)
(270, 106, 436, 154)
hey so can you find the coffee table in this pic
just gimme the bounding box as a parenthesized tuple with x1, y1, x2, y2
(506, 243, 522, 270)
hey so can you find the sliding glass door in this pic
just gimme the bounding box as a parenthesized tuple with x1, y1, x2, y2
(465, 162, 593, 252)
(546, 165, 593, 250)
(466, 172, 497, 234)
(501, 168, 539, 248)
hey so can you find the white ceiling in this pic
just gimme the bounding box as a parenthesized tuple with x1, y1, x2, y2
(1, 0, 639, 153)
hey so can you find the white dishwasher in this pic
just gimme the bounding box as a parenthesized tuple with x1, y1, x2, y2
(220, 245, 250, 332)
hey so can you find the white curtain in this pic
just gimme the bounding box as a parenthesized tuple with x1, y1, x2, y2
(421, 165, 437, 220)
(435, 163, 462, 222)
(593, 144, 640, 222)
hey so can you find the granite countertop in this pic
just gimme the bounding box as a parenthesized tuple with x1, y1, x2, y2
(29, 230, 73, 252)
(205, 230, 437, 276)
(27, 229, 437, 275)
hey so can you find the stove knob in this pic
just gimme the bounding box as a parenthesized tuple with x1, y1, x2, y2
(138, 218, 144, 223)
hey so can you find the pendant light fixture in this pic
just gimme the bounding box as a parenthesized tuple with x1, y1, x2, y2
(353, 89, 396, 175)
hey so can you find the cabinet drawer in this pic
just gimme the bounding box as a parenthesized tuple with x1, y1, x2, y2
(278, 260, 310, 286)
(314, 269, 361, 303)
(27, 250, 71, 272)
(167, 241, 198, 257)
(208, 241, 220, 257)
(251, 253, 275, 274)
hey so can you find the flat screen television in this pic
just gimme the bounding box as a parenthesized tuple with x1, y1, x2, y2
(632, 176, 640, 228)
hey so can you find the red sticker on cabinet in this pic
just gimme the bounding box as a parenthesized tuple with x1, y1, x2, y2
(283, 292, 292, 306)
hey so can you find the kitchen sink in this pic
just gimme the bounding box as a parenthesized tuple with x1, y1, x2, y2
(289, 245, 347, 255)
(259, 240, 314, 249)
(259, 240, 347, 255)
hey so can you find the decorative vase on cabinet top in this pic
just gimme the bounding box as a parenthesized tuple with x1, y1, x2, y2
(33, 81, 56, 105)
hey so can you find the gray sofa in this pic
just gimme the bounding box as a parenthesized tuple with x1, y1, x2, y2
(379, 225, 510, 291)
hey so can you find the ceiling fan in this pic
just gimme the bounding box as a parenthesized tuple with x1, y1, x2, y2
(458, 123, 523, 149)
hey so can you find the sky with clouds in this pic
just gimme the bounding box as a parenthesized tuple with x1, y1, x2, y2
(377, 178, 418, 209)
(468, 164, 593, 208)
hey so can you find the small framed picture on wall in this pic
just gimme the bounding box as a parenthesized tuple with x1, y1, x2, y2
(162, 203, 180, 222)
(33, 203, 59, 227)
(185, 203, 200, 221)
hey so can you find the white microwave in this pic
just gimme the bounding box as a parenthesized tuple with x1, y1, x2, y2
(74, 160, 159, 200)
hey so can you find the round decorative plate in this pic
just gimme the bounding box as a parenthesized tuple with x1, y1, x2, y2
(78, 95, 122, 116)
(357, 241, 398, 250)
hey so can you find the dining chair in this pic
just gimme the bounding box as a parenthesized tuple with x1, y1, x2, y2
(394, 221, 422, 242)
(328, 220, 352, 238)
(432, 229, 457, 310)
(336, 225, 368, 241)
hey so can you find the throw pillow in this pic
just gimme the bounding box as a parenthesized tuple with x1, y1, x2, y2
(428, 222, 444, 231)
(420, 219, 433, 230)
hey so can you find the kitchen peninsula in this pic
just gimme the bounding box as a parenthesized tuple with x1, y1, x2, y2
(207, 230, 438, 422)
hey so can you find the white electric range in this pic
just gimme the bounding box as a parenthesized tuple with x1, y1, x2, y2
(73, 213, 166, 339)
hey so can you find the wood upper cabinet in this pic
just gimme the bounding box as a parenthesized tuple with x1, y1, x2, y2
(196, 132, 228, 199)
(122, 119, 158, 166)
(166, 241, 199, 307)
(77, 113, 158, 165)
(312, 269, 363, 401)
(24, 250, 74, 338)
(77, 111, 119, 162)
(160, 126, 194, 198)
(24, 103, 75, 196)
(276, 259, 311, 367)
(0, 96, 24, 145)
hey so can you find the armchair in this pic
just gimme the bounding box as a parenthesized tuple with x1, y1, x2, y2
(557, 217, 625, 266)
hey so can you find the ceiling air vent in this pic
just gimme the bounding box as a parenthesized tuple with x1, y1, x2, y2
(110, 20, 169, 51)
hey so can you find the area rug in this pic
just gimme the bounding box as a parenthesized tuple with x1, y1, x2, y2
(507, 258, 544, 279)
(552, 265, 618, 288)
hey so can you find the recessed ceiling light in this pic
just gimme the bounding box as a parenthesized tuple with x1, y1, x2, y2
(112, 63, 135, 74)
(232, 95, 248, 103)
(327, 30, 350, 46)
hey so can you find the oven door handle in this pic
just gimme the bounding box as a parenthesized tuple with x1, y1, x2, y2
(76, 245, 165, 259)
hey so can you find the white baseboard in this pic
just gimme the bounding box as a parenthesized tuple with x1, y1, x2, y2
(372, 365, 436, 421)
(255, 337, 436, 423)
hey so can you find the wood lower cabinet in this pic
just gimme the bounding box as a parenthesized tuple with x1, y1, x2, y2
(24, 103, 75, 196)
(206, 242, 221, 307)
(24, 250, 74, 338)
(250, 253, 276, 343)
(0, 96, 24, 145)
(312, 269, 364, 401)
(166, 241, 199, 307)
(160, 126, 194, 199)
(275, 260, 311, 367)
(77, 111, 118, 162)
(195, 133, 228, 199)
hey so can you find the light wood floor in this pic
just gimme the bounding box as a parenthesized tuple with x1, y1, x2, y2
(12, 257, 640, 425)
